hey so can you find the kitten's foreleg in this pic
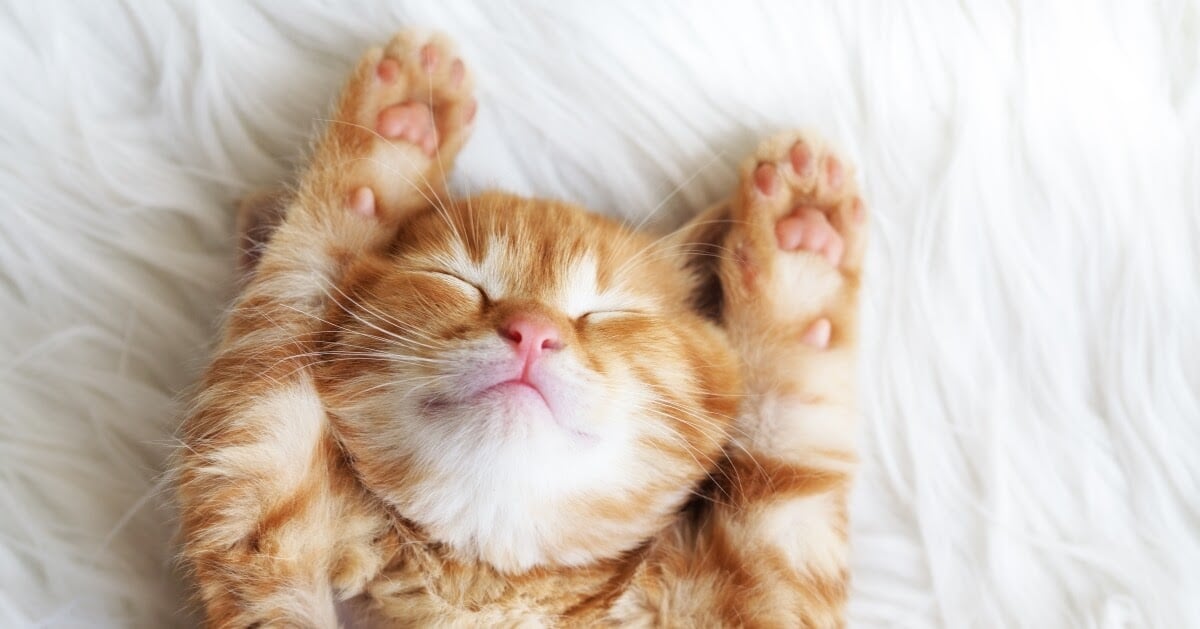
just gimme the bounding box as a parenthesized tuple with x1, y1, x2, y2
(710, 131, 867, 627)
(175, 31, 475, 628)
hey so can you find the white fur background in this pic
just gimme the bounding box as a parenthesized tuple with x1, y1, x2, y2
(1, 2, 1198, 627)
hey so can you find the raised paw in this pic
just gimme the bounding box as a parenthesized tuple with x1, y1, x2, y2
(315, 31, 477, 218)
(363, 33, 476, 158)
(721, 132, 867, 350)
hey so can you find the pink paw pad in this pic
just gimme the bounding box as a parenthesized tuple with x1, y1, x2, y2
(376, 58, 400, 83)
(376, 103, 437, 155)
(824, 156, 843, 189)
(754, 163, 779, 196)
(775, 215, 808, 250)
(349, 186, 376, 217)
(789, 141, 813, 177)
(775, 208, 845, 266)
(417, 44, 465, 89)
(800, 318, 832, 349)
(450, 59, 465, 88)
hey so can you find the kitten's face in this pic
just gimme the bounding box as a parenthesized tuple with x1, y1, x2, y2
(317, 192, 739, 572)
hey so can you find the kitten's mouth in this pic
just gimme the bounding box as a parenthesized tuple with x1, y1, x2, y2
(423, 376, 549, 412)
(492, 379, 542, 395)
(485, 379, 549, 407)
(482, 377, 597, 439)
(425, 371, 597, 441)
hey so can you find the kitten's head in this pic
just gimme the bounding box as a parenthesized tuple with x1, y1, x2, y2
(316, 192, 739, 572)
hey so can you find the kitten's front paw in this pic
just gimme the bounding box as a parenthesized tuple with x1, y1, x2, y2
(722, 132, 866, 349)
(363, 32, 476, 158)
(330, 31, 477, 217)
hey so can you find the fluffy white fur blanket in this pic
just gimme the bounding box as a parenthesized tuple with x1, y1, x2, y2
(1, 2, 1197, 627)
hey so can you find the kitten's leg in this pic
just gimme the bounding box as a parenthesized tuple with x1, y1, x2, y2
(295, 30, 476, 225)
(235, 30, 475, 280)
(713, 132, 865, 626)
(175, 32, 474, 628)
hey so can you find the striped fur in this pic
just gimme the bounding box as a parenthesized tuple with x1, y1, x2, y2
(174, 31, 864, 628)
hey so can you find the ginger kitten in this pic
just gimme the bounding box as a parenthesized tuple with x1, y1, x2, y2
(174, 30, 866, 628)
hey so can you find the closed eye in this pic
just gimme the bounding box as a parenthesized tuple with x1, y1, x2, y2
(579, 310, 642, 323)
(414, 269, 488, 301)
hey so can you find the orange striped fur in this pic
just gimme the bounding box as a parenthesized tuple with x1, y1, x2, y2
(174, 30, 865, 628)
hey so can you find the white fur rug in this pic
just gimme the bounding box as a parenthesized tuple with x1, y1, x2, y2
(2, 2, 1198, 627)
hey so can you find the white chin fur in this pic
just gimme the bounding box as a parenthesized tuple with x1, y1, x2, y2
(368, 354, 659, 571)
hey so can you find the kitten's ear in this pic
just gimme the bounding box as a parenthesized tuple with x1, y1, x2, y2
(236, 186, 292, 280)
(663, 202, 734, 322)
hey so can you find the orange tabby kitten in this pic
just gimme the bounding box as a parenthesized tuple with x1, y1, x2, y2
(174, 30, 866, 628)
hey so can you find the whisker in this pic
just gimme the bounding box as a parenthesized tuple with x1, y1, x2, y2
(610, 217, 750, 283)
(633, 147, 729, 234)
(606, 148, 731, 281)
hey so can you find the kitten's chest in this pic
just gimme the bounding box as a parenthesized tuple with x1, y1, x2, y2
(354, 537, 639, 627)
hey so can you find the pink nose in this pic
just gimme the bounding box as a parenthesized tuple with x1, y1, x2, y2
(500, 315, 562, 363)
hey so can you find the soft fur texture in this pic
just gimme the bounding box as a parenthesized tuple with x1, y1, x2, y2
(175, 31, 865, 626)
(1, 2, 1198, 628)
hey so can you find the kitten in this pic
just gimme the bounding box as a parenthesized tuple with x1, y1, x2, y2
(174, 30, 866, 628)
